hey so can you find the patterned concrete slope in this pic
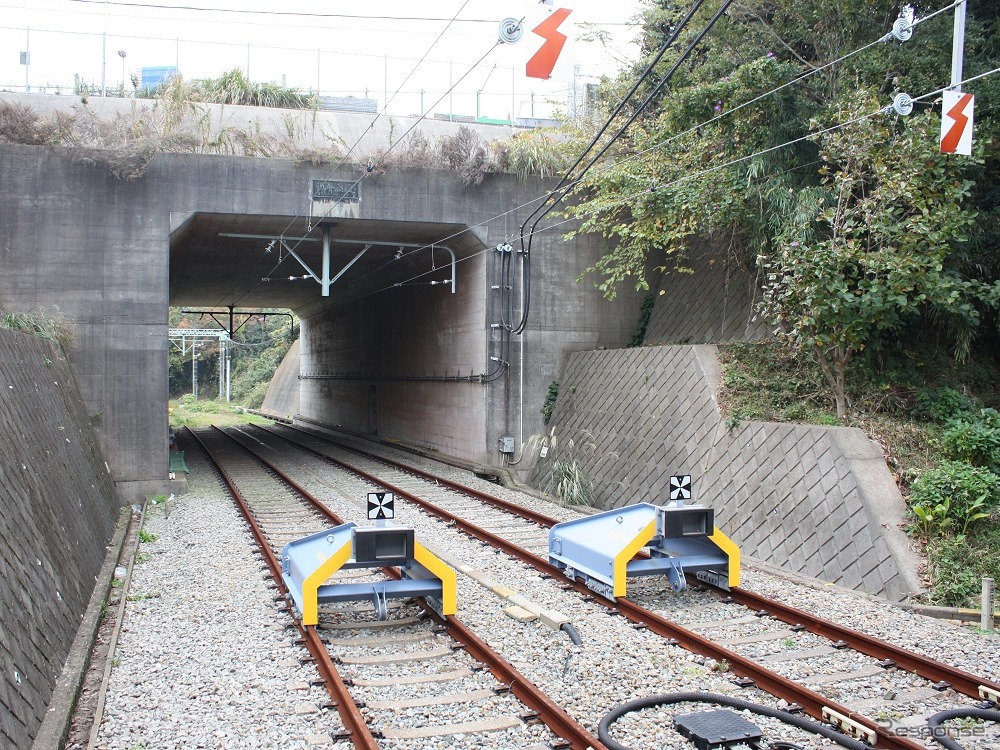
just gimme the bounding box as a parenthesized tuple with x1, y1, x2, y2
(532, 345, 922, 601)
(0, 329, 122, 749)
(644, 236, 770, 345)
(261, 338, 301, 420)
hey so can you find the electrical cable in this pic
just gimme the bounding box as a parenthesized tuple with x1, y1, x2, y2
(231, 1, 987, 377)
(502, 0, 708, 334)
(508, 0, 965, 336)
(532, 63, 1000, 240)
(59, 0, 505, 23)
(510, 0, 735, 336)
(227, 35, 504, 312)
(269, 0, 475, 242)
(374, 55, 1000, 299)
(925, 706, 1000, 750)
(598, 692, 872, 750)
(519, 0, 709, 231)
(259, 0, 984, 309)
(349, 0, 943, 298)
(295, 80, 992, 382)
(220, 2, 492, 312)
(225, 0, 944, 315)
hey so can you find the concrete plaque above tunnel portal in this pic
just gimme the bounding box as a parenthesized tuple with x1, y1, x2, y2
(311, 178, 360, 219)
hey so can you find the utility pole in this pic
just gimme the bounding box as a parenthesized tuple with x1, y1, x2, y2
(101, 32, 106, 96)
(940, 0, 973, 155)
(950, 0, 967, 91)
(192, 340, 199, 400)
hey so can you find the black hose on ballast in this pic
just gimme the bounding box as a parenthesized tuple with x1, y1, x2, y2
(560, 622, 582, 645)
(598, 692, 873, 750)
(925, 707, 1000, 750)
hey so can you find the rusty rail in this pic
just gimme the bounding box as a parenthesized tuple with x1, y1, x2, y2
(201, 426, 607, 750)
(185, 427, 379, 750)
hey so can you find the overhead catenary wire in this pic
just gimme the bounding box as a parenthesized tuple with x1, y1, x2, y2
(363, 59, 1000, 301)
(233, 0, 924, 311)
(213, 0, 485, 312)
(527, 68, 998, 242)
(280, 7, 1000, 383)
(240, 0, 984, 356)
(307, 0, 981, 301)
(354, 0, 950, 294)
(507, 0, 734, 336)
(507, 0, 971, 335)
(269, 0, 475, 244)
(224, 35, 506, 312)
(56, 0, 521, 24)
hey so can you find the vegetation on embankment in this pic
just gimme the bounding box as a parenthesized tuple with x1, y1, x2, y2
(168, 307, 296, 408)
(718, 338, 1000, 608)
(168, 395, 272, 429)
(0, 68, 576, 183)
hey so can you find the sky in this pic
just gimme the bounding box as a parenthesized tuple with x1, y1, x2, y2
(0, 0, 650, 120)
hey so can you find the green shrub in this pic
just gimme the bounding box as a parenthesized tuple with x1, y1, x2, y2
(924, 534, 989, 606)
(940, 408, 1000, 471)
(908, 461, 999, 537)
(541, 381, 560, 425)
(913, 386, 975, 423)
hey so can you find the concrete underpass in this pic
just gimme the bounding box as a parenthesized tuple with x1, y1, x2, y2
(0, 143, 643, 501)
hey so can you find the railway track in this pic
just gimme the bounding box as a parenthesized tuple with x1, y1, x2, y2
(219, 423, 1000, 750)
(186, 426, 603, 750)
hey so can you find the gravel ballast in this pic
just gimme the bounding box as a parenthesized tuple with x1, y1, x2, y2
(89, 434, 1000, 750)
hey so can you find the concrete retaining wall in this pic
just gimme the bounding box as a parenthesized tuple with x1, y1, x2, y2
(260, 338, 300, 419)
(644, 236, 768, 344)
(0, 328, 121, 750)
(532, 345, 922, 600)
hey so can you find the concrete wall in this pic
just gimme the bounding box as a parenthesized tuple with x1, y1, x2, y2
(0, 329, 121, 750)
(532, 346, 922, 600)
(298, 270, 489, 457)
(260, 338, 300, 419)
(0, 142, 643, 493)
(0, 144, 169, 502)
(295, 169, 643, 465)
(645, 236, 769, 344)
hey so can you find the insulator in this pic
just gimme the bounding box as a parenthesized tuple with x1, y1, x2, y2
(498, 18, 524, 45)
(892, 17, 914, 42)
(892, 92, 913, 116)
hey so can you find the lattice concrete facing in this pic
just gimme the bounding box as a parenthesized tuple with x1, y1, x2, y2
(644, 236, 770, 345)
(0, 329, 121, 750)
(533, 345, 922, 601)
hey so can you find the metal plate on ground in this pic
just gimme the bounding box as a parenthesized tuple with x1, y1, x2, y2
(674, 709, 762, 750)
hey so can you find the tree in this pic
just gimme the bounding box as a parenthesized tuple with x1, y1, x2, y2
(565, 0, 997, 414)
(758, 92, 984, 418)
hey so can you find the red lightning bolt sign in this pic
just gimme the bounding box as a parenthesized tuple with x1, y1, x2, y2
(941, 91, 974, 155)
(526, 7, 572, 80)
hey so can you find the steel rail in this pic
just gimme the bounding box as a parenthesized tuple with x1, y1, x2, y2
(270, 426, 1000, 704)
(725, 586, 1000, 701)
(434, 609, 606, 750)
(244, 428, 985, 750)
(609, 597, 925, 750)
(185, 427, 380, 750)
(209, 425, 607, 750)
(263, 424, 560, 527)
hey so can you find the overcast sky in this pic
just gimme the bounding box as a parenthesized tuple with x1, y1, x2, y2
(0, 0, 649, 119)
